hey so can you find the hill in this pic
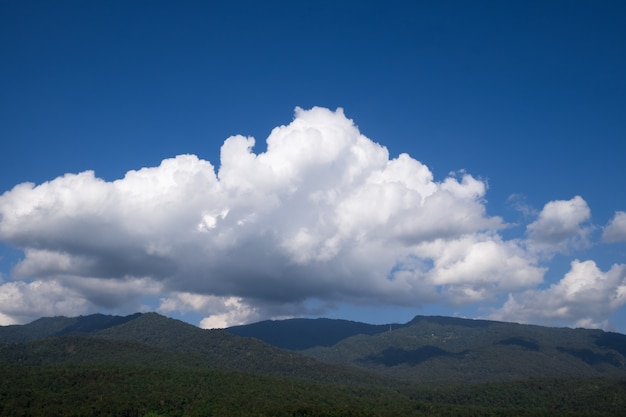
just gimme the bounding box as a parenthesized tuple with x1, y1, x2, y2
(226, 317, 397, 350)
(3, 312, 626, 383)
(227, 315, 626, 383)
(0, 312, 387, 386)
(2, 312, 626, 416)
(0, 312, 142, 343)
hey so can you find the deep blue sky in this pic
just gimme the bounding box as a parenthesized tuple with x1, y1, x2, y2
(1, 1, 625, 330)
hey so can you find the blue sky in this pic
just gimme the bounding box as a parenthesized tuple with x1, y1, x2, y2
(1, 1, 625, 331)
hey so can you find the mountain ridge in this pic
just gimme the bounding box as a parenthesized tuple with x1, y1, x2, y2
(0, 312, 391, 386)
(225, 313, 626, 382)
(2, 312, 626, 383)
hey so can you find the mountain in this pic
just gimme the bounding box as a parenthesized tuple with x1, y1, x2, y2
(2, 313, 626, 416)
(0, 312, 387, 385)
(227, 315, 626, 382)
(2, 312, 626, 383)
(226, 317, 398, 350)
(92, 312, 385, 383)
(0, 312, 142, 343)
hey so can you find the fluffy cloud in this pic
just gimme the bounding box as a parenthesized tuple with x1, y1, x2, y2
(416, 234, 545, 304)
(0, 279, 89, 325)
(603, 211, 626, 243)
(525, 196, 592, 256)
(0, 107, 621, 329)
(158, 292, 262, 329)
(488, 260, 626, 329)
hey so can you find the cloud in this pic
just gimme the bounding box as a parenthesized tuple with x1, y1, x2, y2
(525, 196, 592, 256)
(488, 260, 626, 329)
(0, 107, 619, 329)
(603, 211, 626, 243)
(416, 234, 545, 304)
(0, 279, 89, 325)
(505, 193, 538, 218)
(158, 292, 261, 329)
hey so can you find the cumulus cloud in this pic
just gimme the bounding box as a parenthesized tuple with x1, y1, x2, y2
(0, 280, 89, 325)
(603, 211, 626, 243)
(525, 196, 592, 256)
(488, 260, 626, 329)
(0, 107, 620, 329)
(158, 292, 262, 329)
(416, 234, 545, 304)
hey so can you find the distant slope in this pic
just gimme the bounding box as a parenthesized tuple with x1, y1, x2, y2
(0, 313, 141, 343)
(226, 317, 397, 350)
(301, 316, 626, 382)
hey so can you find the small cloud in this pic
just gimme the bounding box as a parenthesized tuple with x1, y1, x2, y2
(159, 292, 260, 329)
(602, 211, 626, 243)
(525, 196, 593, 256)
(506, 193, 538, 218)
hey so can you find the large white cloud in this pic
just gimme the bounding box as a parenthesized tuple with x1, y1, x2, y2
(0, 107, 619, 328)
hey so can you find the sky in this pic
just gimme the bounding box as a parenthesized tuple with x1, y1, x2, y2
(1, 1, 626, 332)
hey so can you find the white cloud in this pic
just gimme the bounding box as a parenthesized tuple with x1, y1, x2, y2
(488, 260, 626, 329)
(603, 211, 626, 243)
(417, 234, 545, 304)
(0, 280, 89, 324)
(0, 107, 613, 328)
(525, 196, 592, 256)
(158, 292, 261, 329)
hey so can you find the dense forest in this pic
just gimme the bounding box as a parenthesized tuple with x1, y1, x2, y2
(2, 364, 626, 416)
(1, 313, 625, 416)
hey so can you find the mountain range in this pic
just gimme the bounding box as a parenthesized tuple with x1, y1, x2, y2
(2, 312, 625, 383)
(2, 312, 626, 416)
(228, 315, 626, 382)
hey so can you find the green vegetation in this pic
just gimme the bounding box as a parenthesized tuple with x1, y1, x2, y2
(302, 317, 626, 382)
(1, 364, 625, 416)
(1, 313, 626, 416)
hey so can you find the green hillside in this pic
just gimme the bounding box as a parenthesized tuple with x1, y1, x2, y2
(94, 313, 390, 384)
(302, 316, 626, 382)
(0, 313, 142, 343)
(226, 317, 395, 350)
(1, 313, 626, 416)
(0, 313, 388, 386)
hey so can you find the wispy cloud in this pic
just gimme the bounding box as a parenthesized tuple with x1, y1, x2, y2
(0, 107, 624, 328)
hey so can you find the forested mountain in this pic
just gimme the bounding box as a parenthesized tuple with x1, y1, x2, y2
(226, 317, 397, 350)
(2, 312, 626, 383)
(1, 312, 626, 416)
(227, 314, 626, 382)
(0, 313, 382, 385)
(0, 312, 142, 343)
